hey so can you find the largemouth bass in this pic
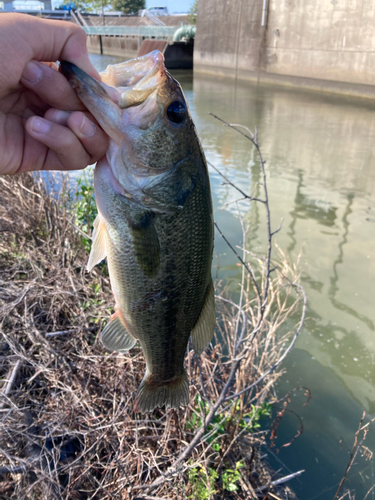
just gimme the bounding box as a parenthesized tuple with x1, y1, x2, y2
(61, 51, 215, 413)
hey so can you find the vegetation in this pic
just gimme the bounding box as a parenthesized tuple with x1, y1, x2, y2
(0, 120, 307, 498)
(74, 169, 97, 253)
(111, 0, 145, 15)
(188, 0, 198, 24)
(60, 0, 110, 12)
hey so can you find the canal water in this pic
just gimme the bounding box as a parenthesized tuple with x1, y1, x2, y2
(88, 54, 375, 499)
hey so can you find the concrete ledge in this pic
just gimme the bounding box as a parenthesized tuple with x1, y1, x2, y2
(87, 36, 138, 59)
(194, 63, 375, 100)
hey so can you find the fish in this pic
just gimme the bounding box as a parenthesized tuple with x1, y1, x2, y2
(61, 51, 215, 413)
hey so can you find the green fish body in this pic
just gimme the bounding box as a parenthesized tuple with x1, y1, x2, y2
(61, 51, 215, 412)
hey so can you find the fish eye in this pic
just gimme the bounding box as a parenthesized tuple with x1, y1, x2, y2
(166, 101, 186, 123)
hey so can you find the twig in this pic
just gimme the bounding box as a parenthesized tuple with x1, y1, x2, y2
(363, 484, 375, 500)
(45, 326, 97, 338)
(333, 411, 366, 500)
(136, 496, 171, 500)
(3, 360, 22, 397)
(254, 469, 305, 492)
(67, 217, 91, 240)
(209, 113, 273, 316)
(0, 360, 22, 410)
(214, 221, 262, 304)
(207, 161, 265, 203)
(225, 282, 306, 401)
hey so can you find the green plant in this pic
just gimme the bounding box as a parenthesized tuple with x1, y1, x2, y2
(188, 0, 198, 24)
(74, 171, 97, 253)
(188, 463, 218, 499)
(60, 0, 110, 13)
(112, 0, 145, 14)
(222, 461, 244, 492)
(186, 394, 271, 452)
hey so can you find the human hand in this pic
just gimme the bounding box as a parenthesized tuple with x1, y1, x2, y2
(0, 13, 109, 175)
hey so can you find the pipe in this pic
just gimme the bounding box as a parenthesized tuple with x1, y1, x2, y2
(173, 25, 196, 42)
(261, 0, 267, 26)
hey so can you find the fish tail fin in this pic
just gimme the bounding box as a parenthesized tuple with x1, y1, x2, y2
(134, 370, 189, 413)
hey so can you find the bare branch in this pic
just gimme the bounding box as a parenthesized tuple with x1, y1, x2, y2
(207, 161, 265, 203)
(255, 469, 305, 492)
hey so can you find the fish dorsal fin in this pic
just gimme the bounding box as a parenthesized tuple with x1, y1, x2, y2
(101, 312, 137, 353)
(191, 279, 216, 355)
(87, 214, 107, 272)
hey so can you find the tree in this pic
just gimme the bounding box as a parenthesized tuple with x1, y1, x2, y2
(62, 0, 110, 13)
(188, 0, 198, 24)
(111, 0, 145, 14)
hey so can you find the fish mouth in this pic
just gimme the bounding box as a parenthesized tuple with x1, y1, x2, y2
(100, 50, 166, 93)
(61, 52, 168, 200)
(60, 51, 167, 137)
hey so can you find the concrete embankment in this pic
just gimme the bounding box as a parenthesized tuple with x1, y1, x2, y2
(85, 14, 189, 62)
(194, 0, 375, 98)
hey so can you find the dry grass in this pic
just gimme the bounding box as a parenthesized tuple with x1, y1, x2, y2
(0, 172, 304, 499)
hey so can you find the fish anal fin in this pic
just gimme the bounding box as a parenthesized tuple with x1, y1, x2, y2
(101, 311, 137, 353)
(191, 279, 216, 355)
(134, 370, 189, 413)
(87, 214, 107, 272)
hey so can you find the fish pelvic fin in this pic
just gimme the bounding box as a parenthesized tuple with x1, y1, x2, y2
(134, 370, 189, 413)
(101, 311, 137, 353)
(191, 279, 216, 355)
(87, 214, 107, 272)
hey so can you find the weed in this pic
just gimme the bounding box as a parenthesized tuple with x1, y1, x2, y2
(222, 460, 244, 492)
(188, 463, 218, 499)
(186, 394, 272, 452)
(74, 170, 97, 253)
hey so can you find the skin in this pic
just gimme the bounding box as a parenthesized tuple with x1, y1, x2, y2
(0, 13, 109, 175)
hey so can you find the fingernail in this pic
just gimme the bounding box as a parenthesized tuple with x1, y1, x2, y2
(50, 109, 71, 123)
(30, 117, 51, 134)
(21, 61, 43, 84)
(79, 115, 96, 137)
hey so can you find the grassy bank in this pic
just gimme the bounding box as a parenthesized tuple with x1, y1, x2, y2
(0, 170, 305, 499)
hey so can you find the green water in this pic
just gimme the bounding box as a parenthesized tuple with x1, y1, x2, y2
(89, 54, 375, 498)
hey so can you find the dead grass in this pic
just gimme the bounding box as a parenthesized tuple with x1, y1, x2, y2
(0, 173, 304, 499)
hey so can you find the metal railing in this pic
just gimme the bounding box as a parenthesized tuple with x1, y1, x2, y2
(142, 10, 166, 26)
(82, 25, 177, 39)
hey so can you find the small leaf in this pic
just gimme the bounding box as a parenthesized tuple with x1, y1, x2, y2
(226, 483, 238, 492)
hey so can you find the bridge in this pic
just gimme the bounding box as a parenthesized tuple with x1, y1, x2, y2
(82, 25, 177, 42)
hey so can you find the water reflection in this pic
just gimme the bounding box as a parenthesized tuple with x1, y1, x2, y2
(189, 73, 375, 498)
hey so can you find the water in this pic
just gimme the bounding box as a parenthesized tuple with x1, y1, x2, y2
(87, 54, 375, 498)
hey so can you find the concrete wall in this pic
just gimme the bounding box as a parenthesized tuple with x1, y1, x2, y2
(194, 0, 375, 97)
(194, 0, 265, 80)
(266, 0, 375, 86)
(86, 36, 139, 59)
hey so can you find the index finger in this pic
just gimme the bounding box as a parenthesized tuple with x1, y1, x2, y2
(0, 13, 100, 82)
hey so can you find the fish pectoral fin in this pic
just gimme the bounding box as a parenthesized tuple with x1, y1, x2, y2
(128, 211, 160, 278)
(191, 279, 216, 355)
(101, 312, 137, 353)
(87, 214, 107, 272)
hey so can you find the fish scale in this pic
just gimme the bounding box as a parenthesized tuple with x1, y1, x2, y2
(61, 51, 216, 412)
